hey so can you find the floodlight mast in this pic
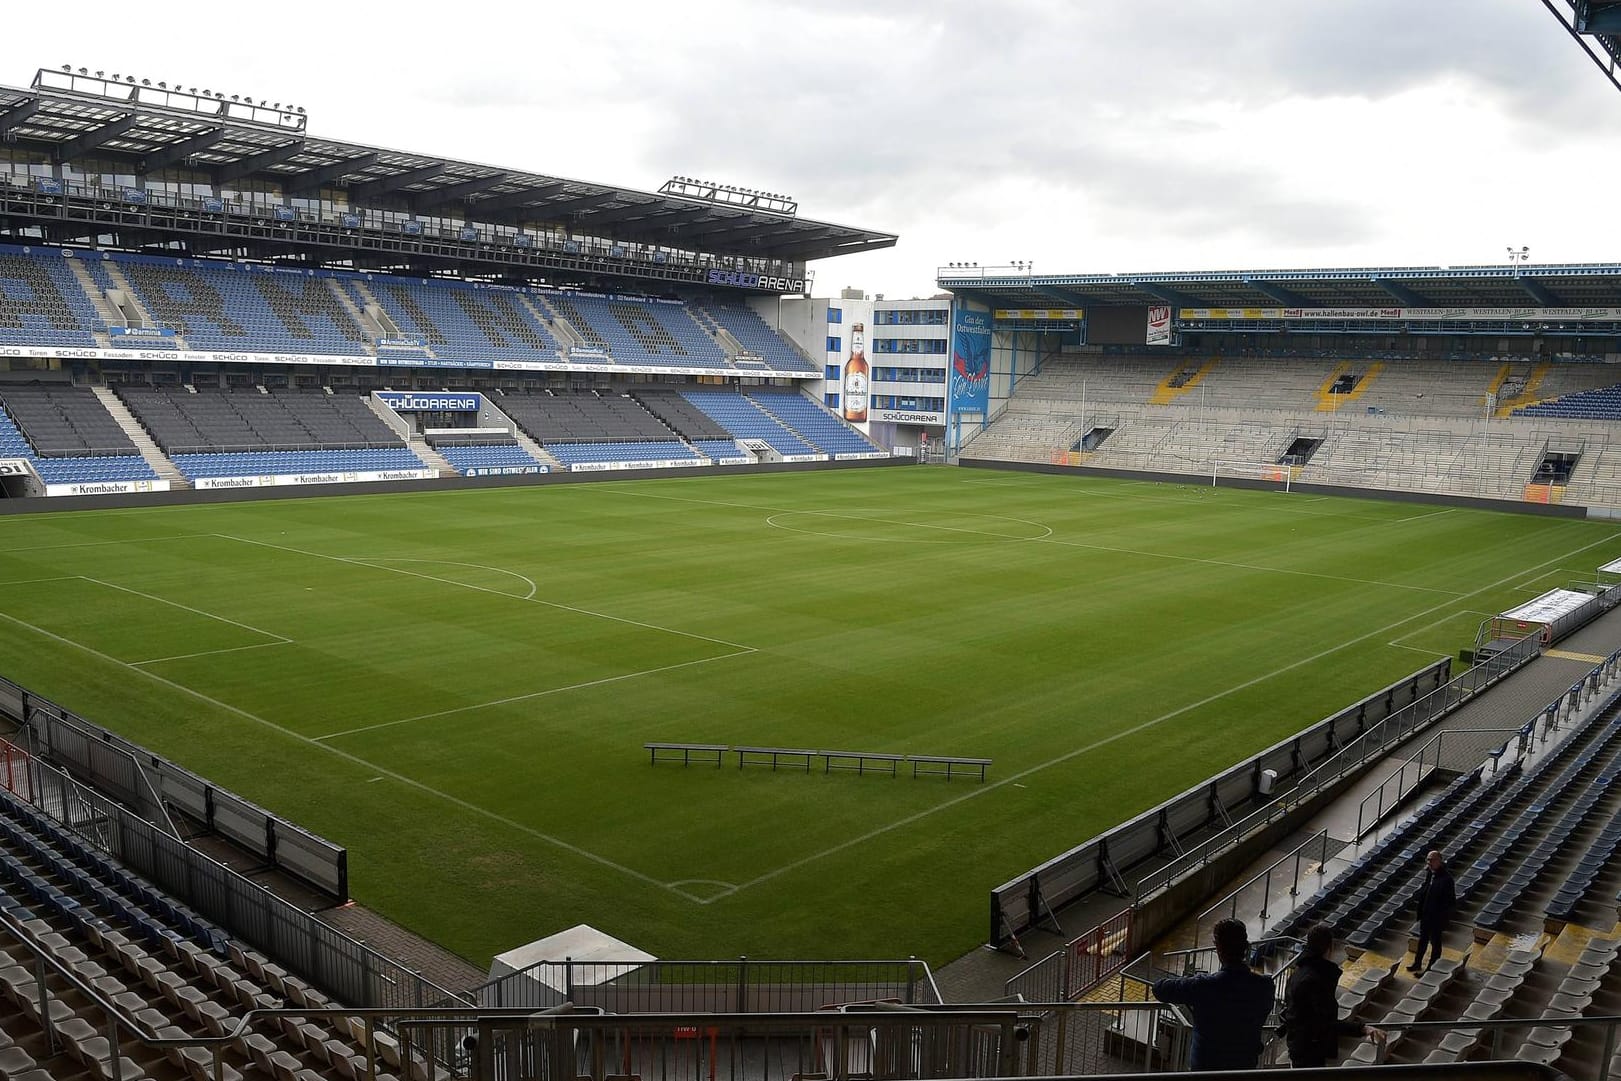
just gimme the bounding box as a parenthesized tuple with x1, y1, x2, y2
(659, 176, 798, 217)
(32, 66, 307, 132)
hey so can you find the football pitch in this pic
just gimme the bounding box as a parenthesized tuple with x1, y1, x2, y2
(1, 467, 1618, 969)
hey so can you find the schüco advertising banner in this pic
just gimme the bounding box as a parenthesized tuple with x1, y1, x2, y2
(948, 305, 992, 416)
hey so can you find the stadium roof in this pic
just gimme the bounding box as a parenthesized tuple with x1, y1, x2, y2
(937, 263, 1621, 310)
(0, 74, 896, 264)
(1544, 0, 1621, 95)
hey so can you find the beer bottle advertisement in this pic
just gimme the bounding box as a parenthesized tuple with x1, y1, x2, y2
(842, 322, 869, 423)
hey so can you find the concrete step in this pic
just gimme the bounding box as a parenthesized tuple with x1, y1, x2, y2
(90, 386, 189, 489)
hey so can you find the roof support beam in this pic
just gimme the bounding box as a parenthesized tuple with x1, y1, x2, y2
(138, 127, 227, 172)
(283, 152, 380, 194)
(1369, 277, 1432, 306)
(1037, 286, 1092, 307)
(527, 193, 621, 221)
(1244, 278, 1311, 307)
(0, 98, 42, 140)
(214, 140, 307, 184)
(347, 162, 446, 201)
(54, 113, 140, 162)
(472, 182, 569, 215)
(1129, 281, 1209, 308)
(411, 173, 509, 211)
(1515, 275, 1563, 307)
(569, 200, 669, 227)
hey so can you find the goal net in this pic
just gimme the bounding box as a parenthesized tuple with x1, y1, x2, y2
(1209, 460, 1297, 492)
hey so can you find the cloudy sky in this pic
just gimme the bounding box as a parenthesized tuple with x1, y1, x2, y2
(18, 0, 1620, 297)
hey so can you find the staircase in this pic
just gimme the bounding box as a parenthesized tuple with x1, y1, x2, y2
(520, 294, 582, 353)
(481, 393, 561, 470)
(360, 394, 453, 476)
(65, 259, 122, 346)
(91, 386, 189, 489)
(100, 264, 188, 349)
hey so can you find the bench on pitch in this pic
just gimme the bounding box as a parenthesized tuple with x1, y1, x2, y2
(908, 754, 993, 781)
(735, 746, 818, 772)
(822, 750, 905, 776)
(645, 742, 728, 767)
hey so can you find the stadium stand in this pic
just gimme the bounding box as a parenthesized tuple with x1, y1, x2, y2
(356, 278, 560, 366)
(0, 386, 159, 487)
(0, 249, 101, 348)
(746, 388, 884, 455)
(108, 256, 370, 356)
(424, 430, 544, 474)
(111, 386, 425, 481)
(1515, 385, 1621, 420)
(540, 293, 728, 368)
(680, 388, 820, 456)
(695, 301, 818, 373)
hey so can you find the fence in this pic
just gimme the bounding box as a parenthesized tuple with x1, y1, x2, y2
(0, 740, 462, 1010)
(0, 672, 347, 900)
(1194, 832, 1332, 947)
(1353, 727, 1524, 839)
(474, 958, 940, 1013)
(989, 657, 1452, 950)
(1004, 908, 1133, 1003)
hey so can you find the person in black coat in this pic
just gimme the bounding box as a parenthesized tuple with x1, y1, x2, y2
(1408, 849, 1456, 973)
(1152, 918, 1276, 1071)
(1281, 924, 1384, 1067)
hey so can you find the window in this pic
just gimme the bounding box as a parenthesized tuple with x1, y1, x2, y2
(826, 364, 841, 380)
(827, 308, 843, 324)
(826, 336, 841, 354)
(825, 392, 841, 409)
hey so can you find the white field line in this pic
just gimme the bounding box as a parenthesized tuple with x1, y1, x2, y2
(703, 529, 1621, 902)
(313, 648, 756, 742)
(217, 533, 754, 652)
(359, 557, 538, 600)
(0, 605, 697, 902)
(0, 576, 86, 588)
(1386, 610, 1497, 652)
(130, 640, 294, 666)
(81, 576, 292, 645)
(0, 535, 213, 554)
(593, 488, 1470, 597)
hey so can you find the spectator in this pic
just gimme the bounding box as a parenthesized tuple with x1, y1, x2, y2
(1281, 924, 1385, 1067)
(1152, 918, 1275, 1071)
(1408, 849, 1456, 973)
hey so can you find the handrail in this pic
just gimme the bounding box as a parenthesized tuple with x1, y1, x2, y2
(1196, 830, 1331, 941)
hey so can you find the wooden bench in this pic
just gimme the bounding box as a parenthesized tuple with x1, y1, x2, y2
(908, 755, 993, 781)
(822, 750, 904, 776)
(735, 746, 818, 772)
(645, 742, 728, 767)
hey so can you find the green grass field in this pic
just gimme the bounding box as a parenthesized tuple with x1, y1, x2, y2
(1, 467, 1617, 969)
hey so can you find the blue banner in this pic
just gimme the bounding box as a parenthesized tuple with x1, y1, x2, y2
(948, 305, 991, 415)
(109, 326, 176, 338)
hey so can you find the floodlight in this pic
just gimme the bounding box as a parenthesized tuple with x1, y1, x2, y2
(141, 79, 150, 86)
(77, 68, 87, 75)
(157, 82, 165, 89)
(111, 73, 120, 81)
(95, 71, 104, 78)
(61, 64, 71, 72)
(127, 76, 136, 83)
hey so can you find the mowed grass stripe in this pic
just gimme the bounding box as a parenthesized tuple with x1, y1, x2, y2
(0, 468, 1617, 965)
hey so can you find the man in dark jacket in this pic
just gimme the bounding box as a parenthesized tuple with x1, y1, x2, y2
(1152, 918, 1275, 1071)
(1408, 849, 1456, 973)
(1281, 924, 1384, 1067)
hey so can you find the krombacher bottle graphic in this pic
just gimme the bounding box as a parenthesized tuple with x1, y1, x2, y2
(842, 322, 868, 423)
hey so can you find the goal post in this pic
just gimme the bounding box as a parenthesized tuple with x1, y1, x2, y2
(1209, 460, 1296, 492)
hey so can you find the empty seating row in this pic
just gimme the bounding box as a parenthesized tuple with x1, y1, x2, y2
(748, 389, 882, 455)
(433, 444, 543, 473)
(0, 251, 101, 348)
(171, 448, 428, 480)
(680, 389, 818, 456)
(116, 386, 403, 454)
(546, 293, 726, 368)
(0, 394, 158, 486)
(1544, 804, 1621, 921)
(500, 391, 675, 445)
(631, 389, 736, 440)
(1515, 386, 1621, 420)
(543, 441, 700, 467)
(698, 302, 817, 372)
(357, 278, 559, 364)
(0, 385, 139, 457)
(1474, 716, 1621, 929)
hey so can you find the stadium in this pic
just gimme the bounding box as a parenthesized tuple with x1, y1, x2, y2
(4, 3, 1621, 1078)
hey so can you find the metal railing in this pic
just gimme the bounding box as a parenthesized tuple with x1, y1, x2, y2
(1194, 831, 1332, 946)
(1131, 633, 1543, 905)
(1004, 907, 1134, 1003)
(1353, 728, 1519, 839)
(0, 743, 461, 1011)
(473, 957, 940, 1014)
